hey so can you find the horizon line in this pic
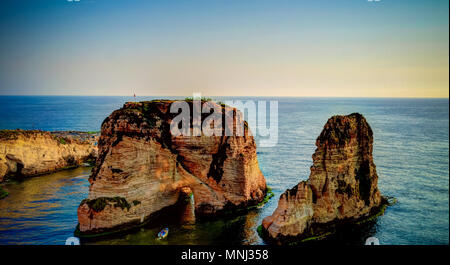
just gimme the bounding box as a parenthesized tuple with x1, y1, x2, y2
(0, 94, 448, 99)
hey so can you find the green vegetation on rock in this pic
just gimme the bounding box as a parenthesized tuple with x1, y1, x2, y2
(256, 187, 274, 208)
(292, 232, 333, 244)
(256, 224, 263, 237)
(0, 187, 8, 200)
(221, 186, 275, 216)
(355, 196, 395, 225)
(245, 186, 274, 210)
(85, 158, 96, 166)
(0, 130, 20, 140)
(61, 165, 78, 170)
(0, 129, 41, 140)
(184, 96, 212, 102)
(81, 197, 132, 212)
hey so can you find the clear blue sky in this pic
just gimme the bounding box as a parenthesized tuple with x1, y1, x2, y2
(0, 0, 448, 97)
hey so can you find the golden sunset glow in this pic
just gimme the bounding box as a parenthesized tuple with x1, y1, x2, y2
(0, 0, 448, 98)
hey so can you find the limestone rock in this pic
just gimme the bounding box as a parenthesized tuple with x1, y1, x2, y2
(179, 187, 196, 225)
(262, 113, 382, 243)
(77, 100, 267, 235)
(0, 130, 98, 182)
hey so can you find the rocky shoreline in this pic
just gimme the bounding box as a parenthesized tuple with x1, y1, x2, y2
(0, 130, 99, 183)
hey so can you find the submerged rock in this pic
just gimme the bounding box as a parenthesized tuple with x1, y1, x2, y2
(77, 100, 267, 235)
(0, 130, 98, 182)
(261, 113, 383, 244)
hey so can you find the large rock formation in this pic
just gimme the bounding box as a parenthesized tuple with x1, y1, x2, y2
(77, 100, 267, 235)
(0, 130, 98, 182)
(262, 113, 383, 244)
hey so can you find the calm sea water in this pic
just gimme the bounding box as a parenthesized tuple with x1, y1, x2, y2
(0, 96, 448, 245)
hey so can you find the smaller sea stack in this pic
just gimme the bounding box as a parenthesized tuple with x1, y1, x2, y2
(261, 113, 384, 244)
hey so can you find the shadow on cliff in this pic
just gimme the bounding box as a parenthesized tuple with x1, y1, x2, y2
(297, 219, 380, 246)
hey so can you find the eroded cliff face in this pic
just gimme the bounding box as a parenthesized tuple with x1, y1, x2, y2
(77, 100, 267, 235)
(0, 130, 98, 182)
(262, 113, 382, 243)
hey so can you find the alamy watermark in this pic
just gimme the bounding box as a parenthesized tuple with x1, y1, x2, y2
(365, 237, 380, 245)
(169, 93, 278, 147)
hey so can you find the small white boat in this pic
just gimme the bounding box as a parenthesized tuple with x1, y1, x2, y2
(157, 228, 169, 240)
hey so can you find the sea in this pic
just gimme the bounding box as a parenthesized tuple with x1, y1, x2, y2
(0, 96, 448, 245)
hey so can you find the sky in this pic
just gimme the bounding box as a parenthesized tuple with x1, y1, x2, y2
(0, 0, 448, 98)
